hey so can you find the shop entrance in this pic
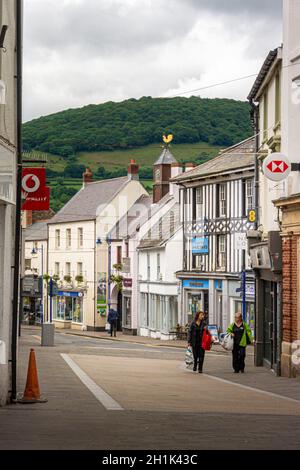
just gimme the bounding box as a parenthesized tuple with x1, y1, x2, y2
(187, 290, 209, 324)
(262, 281, 278, 370)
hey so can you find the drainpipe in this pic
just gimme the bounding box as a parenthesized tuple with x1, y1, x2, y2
(11, 0, 23, 402)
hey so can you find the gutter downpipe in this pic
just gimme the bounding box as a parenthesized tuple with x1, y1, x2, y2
(11, 0, 23, 402)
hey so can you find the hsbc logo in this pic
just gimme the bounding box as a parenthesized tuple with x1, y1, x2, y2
(263, 153, 291, 182)
(266, 160, 289, 174)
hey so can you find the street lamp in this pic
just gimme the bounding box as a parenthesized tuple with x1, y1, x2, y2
(31, 244, 44, 324)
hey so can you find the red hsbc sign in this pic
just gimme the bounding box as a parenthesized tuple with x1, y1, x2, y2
(263, 153, 291, 182)
(22, 168, 50, 211)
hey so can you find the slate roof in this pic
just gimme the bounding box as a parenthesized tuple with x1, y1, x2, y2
(248, 48, 280, 101)
(48, 177, 129, 224)
(138, 202, 181, 249)
(171, 137, 255, 183)
(24, 221, 48, 241)
(154, 147, 177, 165)
(109, 194, 152, 240)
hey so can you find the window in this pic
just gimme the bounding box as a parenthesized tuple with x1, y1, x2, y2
(117, 246, 122, 265)
(65, 263, 71, 276)
(192, 255, 203, 270)
(66, 229, 71, 249)
(157, 253, 161, 280)
(25, 259, 31, 270)
(78, 228, 83, 248)
(217, 235, 226, 269)
(55, 262, 60, 276)
(55, 230, 60, 249)
(263, 92, 268, 141)
(275, 72, 281, 124)
(147, 253, 151, 280)
(77, 262, 83, 276)
(125, 241, 129, 258)
(217, 184, 227, 218)
(196, 187, 204, 220)
(245, 180, 254, 213)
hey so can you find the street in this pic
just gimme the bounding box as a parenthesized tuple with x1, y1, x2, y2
(0, 327, 300, 450)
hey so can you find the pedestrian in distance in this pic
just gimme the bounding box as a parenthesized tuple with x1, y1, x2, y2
(227, 312, 253, 374)
(188, 311, 210, 373)
(108, 308, 119, 338)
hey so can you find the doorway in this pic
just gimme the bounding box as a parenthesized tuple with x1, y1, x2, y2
(262, 281, 278, 369)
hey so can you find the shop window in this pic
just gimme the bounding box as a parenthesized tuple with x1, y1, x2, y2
(124, 296, 131, 328)
(54, 296, 83, 323)
(234, 301, 255, 335)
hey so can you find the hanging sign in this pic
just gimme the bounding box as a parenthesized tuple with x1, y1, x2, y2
(263, 153, 291, 182)
(21, 168, 50, 211)
(192, 237, 209, 255)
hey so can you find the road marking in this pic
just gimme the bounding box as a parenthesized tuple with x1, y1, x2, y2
(61, 353, 124, 411)
(32, 335, 41, 342)
(180, 364, 300, 405)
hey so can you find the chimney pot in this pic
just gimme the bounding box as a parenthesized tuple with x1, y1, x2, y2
(128, 160, 139, 180)
(83, 167, 93, 186)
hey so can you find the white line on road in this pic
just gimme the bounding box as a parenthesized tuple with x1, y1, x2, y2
(61, 353, 124, 411)
(180, 364, 300, 405)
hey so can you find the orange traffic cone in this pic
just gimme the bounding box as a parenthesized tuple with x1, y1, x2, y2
(18, 349, 47, 404)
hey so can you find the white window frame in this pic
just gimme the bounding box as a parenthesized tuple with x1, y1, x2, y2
(245, 180, 254, 213)
(77, 262, 83, 277)
(65, 262, 71, 276)
(55, 262, 60, 276)
(196, 187, 204, 220)
(55, 230, 61, 249)
(219, 184, 227, 218)
(217, 235, 226, 269)
(66, 229, 71, 249)
(78, 228, 83, 249)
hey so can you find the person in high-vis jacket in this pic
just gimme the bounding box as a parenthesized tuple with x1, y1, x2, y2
(227, 313, 253, 373)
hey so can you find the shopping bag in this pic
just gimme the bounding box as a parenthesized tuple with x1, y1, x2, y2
(221, 333, 234, 351)
(105, 322, 111, 331)
(185, 347, 194, 368)
(202, 329, 212, 351)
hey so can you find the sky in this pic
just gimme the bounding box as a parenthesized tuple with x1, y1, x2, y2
(23, 0, 282, 122)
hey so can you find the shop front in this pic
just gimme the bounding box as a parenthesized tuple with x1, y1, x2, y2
(53, 290, 84, 329)
(182, 279, 210, 325)
(21, 276, 43, 325)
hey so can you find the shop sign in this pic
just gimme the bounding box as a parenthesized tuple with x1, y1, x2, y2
(192, 237, 209, 255)
(123, 278, 133, 288)
(57, 291, 83, 298)
(21, 168, 50, 211)
(263, 153, 291, 182)
(183, 279, 209, 290)
(235, 233, 247, 251)
(245, 283, 255, 298)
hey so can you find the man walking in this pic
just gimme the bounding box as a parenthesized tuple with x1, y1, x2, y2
(108, 308, 119, 337)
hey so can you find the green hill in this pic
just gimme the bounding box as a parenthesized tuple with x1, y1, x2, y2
(23, 96, 252, 212)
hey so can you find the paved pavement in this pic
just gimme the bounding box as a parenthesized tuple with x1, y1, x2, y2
(0, 326, 300, 450)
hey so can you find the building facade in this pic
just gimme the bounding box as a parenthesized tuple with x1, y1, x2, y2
(174, 138, 256, 333)
(47, 165, 147, 331)
(0, 0, 17, 406)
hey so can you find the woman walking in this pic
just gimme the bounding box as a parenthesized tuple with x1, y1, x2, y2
(188, 311, 208, 373)
(227, 313, 253, 373)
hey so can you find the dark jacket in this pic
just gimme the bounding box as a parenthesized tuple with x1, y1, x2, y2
(188, 320, 207, 349)
(108, 309, 118, 324)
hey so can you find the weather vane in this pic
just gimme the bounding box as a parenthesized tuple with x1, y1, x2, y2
(162, 134, 174, 147)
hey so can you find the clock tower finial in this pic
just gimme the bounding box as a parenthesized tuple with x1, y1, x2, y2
(153, 134, 177, 203)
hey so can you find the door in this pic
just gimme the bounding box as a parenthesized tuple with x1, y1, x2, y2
(263, 281, 278, 368)
(117, 291, 123, 331)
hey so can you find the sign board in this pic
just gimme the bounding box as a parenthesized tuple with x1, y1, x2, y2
(21, 168, 50, 211)
(57, 291, 84, 298)
(235, 233, 247, 251)
(183, 279, 209, 290)
(192, 237, 209, 255)
(263, 153, 291, 182)
(123, 278, 133, 288)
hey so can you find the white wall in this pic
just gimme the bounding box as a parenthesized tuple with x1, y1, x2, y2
(282, 0, 300, 197)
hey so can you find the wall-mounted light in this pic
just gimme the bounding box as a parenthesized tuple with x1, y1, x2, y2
(96, 238, 102, 245)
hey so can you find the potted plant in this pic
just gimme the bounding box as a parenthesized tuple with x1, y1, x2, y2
(113, 263, 123, 272)
(53, 274, 60, 282)
(75, 274, 84, 284)
(43, 274, 51, 283)
(64, 275, 72, 284)
(110, 274, 124, 292)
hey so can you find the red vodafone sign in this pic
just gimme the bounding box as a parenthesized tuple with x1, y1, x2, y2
(263, 153, 291, 182)
(22, 168, 50, 211)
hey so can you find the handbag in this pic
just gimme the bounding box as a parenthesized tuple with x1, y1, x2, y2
(202, 329, 212, 351)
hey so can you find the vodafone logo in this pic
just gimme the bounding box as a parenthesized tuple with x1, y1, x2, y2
(263, 153, 291, 182)
(22, 174, 41, 193)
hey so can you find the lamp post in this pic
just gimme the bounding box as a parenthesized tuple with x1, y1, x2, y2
(32, 244, 44, 324)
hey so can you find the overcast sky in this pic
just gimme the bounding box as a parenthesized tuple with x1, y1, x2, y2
(23, 0, 282, 122)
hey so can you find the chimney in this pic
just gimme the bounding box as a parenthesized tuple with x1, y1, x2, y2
(23, 210, 33, 228)
(185, 163, 195, 172)
(170, 163, 183, 199)
(128, 159, 139, 181)
(83, 167, 93, 187)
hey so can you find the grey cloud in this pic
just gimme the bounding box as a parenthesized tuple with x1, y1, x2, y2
(186, 0, 282, 18)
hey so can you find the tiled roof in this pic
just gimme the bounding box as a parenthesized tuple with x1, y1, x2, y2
(24, 221, 48, 241)
(154, 147, 177, 165)
(248, 48, 280, 101)
(171, 137, 255, 183)
(48, 177, 129, 224)
(138, 201, 181, 249)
